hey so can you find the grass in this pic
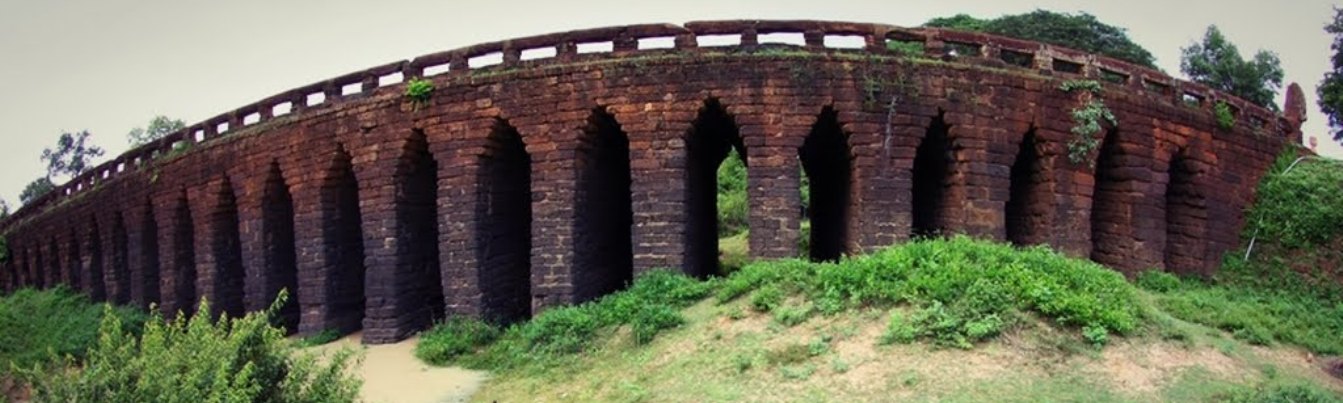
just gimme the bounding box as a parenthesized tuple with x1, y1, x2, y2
(0, 286, 146, 373)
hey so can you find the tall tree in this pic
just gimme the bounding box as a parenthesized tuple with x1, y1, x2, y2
(40, 130, 105, 181)
(19, 177, 55, 204)
(1181, 25, 1284, 111)
(1318, 7, 1343, 141)
(127, 115, 186, 147)
(0, 198, 9, 219)
(924, 10, 1158, 69)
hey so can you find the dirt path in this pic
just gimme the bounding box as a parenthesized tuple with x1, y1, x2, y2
(310, 333, 487, 403)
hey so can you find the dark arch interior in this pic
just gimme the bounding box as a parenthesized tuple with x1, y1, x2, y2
(84, 223, 105, 301)
(573, 108, 634, 303)
(140, 201, 161, 307)
(912, 113, 953, 237)
(477, 120, 532, 324)
(399, 131, 444, 328)
(1164, 150, 1205, 274)
(685, 99, 746, 277)
(38, 242, 51, 289)
(210, 180, 245, 319)
(323, 147, 366, 334)
(171, 192, 197, 316)
(1090, 129, 1123, 265)
(799, 107, 852, 262)
(1005, 130, 1047, 246)
(262, 162, 299, 330)
(111, 213, 130, 304)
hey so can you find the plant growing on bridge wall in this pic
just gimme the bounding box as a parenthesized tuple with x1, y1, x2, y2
(0, 234, 8, 264)
(405, 78, 435, 110)
(1060, 79, 1116, 164)
(1214, 100, 1237, 131)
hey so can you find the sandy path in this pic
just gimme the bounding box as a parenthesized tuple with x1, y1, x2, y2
(310, 333, 488, 403)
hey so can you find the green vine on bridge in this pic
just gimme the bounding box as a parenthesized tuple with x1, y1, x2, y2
(1060, 80, 1116, 165)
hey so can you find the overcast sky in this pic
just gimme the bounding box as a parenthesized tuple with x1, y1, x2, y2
(1, 0, 1339, 207)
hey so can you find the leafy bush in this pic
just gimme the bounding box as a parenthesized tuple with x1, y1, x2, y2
(1136, 270, 1182, 292)
(718, 236, 1141, 348)
(296, 329, 342, 347)
(886, 40, 926, 58)
(1150, 271, 1343, 354)
(750, 284, 783, 313)
(0, 287, 146, 373)
(1243, 152, 1343, 249)
(1225, 382, 1343, 403)
(404, 78, 435, 105)
(414, 318, 501, 365)
(717, 149, 749, 237)
(21, 294, 361, 402)
(1214, 100, 1237, 130)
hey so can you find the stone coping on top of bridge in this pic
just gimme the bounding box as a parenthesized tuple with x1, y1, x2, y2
(2, 19, 1293, 229)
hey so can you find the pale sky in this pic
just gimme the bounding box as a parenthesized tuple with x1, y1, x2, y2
(1, 0, 1339, 207)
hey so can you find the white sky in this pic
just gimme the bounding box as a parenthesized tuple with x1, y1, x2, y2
(1, 0, 1339, 206)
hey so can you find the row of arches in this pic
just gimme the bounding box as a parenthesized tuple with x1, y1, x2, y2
(2, 100, 1209, 338)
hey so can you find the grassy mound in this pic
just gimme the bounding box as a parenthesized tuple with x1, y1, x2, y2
(0, 287, 146, 373)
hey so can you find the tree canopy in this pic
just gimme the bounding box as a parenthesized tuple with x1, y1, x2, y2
(1180, 25, 1284, 111)
(127, 115, 186, 147)
(1318, 7, 1343, 141)
(19, 177, 55, 205)
(40, 130, 105, 181)
(923, 10, 1158, 69)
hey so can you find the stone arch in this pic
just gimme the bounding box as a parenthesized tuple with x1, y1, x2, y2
(321, 145, 366, 333)
(140, 200, 161, 307)
(171, 190, 197, 316)
(573, 107, 634, 302)
(209, 178, 245, 319)
(1090, 128, 1125, 266)
(84, 220, 105, 301)
(476, 119, 532, 323)
(66, 230, 84, 292)
(1164, 147, 1207, 275)
(1005, 128, 1049, 246)
(684, 98, 747, 276)
(111, 212, 131, 304)
(799, 106, 853, 262)
(396, 129, 445, 327)
(261, 161, 299, 330)
(912, 111, 954, 237)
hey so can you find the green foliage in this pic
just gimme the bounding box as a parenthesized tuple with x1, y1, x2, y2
(40, 130, 105, 181)
(1243, 152, 1343, 249)
(885, 40, 926, 58)
(1214, 101, 1238, 130)
(296, 329, 343, 348)
(750, 284, 784, 313)
(1319, 7, 1343, 142)
(1181, 25, 1284, 111)
(0, 287, 146, 373)
(765, 343, 812, 366)
(1136, 270, 1182, 292)
(0, 198, 10, 220)
(127, 115, 186, 147)
(0, 235, 8, 264)
(718, 231, 751, 276)
(717, 148, 748, 237)
(19, 177, 55, 204)
(924, 10, 1157, 68)
(718, 236, 1141, 348)
(880, 311, 917, 345)
(405, 78, 435, 109)
(21, 294, 361, 402)
(417, 270, 712, 370)
(1225, 382, 1343, 403)
(772, 303, 813, 327)
(1059, 80, 1116, 164)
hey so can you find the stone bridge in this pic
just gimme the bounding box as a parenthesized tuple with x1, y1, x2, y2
(0, 20, 1298, 343)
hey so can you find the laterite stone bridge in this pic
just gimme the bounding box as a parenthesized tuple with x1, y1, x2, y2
(0, 21, 1300, 343)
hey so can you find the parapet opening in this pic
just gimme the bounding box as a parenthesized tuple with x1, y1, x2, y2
(262, 162, 299, 331)
(573, 107, 634, 303)
(911, 113, 953, 237)
(398, 130, 445, 327)
(322, 147, 366, 334)
(141, 201, 161, 307)
(1164, 149, 1206, 275)
(1005, 129, 1047, 246)
(172, 192, 197, 316)
(685, 99, 747, 277)
(85, 223, 106, 302)
(1090, 129, 1123, 266)
(477, 120, 532, 324)
(111, 213, 131, 304)
(210, 179, 245, 319)
(799, 107, 852, 262)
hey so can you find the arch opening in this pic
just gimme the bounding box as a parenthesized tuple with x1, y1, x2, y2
(1090, 129, 1123, 265)
(171, 193, 197, 315)
(1005, 130, 1047, 246)
(141, 201, 161, 307)
(477, 120, 532, 324)
(399, 130, 444, 327)
(111, 213, 130, 304)
(1164, 150, 1205, 274)
(322, 147, 366, 333)
(210, 180, 245, 319)
(84, 223, 105, 301)
(799, 107, 852, 262)
(262, 162, 298, 330)
(685, 99, 747, 277)
(912, 113, 953, 237)
(574, 108, 634, 302)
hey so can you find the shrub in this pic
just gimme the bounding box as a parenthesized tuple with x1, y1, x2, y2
(880, 312, 917, 345)
(21, 294, 361, 402)
(1243, 152, 1343, 249)
(0, 287, 146, 373)
(750, 284, 784, 312)
(1136, 270, 1182, 292)
(296, 329, 342, 348)
(415, 318, 501, 365)
(1214, 100, 1237, 130)
(404, 78, 435, 106)
(717, 149, 749, 237)
(773, 303, 813, 327)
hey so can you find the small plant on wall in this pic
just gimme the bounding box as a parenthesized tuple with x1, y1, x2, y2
(405, 78, 435, 110)
(1214, 100, 1236, 131)
(1059, 80, 1116, 165)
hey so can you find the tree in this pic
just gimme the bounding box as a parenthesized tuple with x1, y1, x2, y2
(19, 177, 55, 204)
(40, 130, 105, 181)
(127, 115, 186, 147)
(0, 198, 9, 219)
(1181, 25, 1284, 111)
(1318, 7, 1343, 141)
(924, 10, 1158, 69)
